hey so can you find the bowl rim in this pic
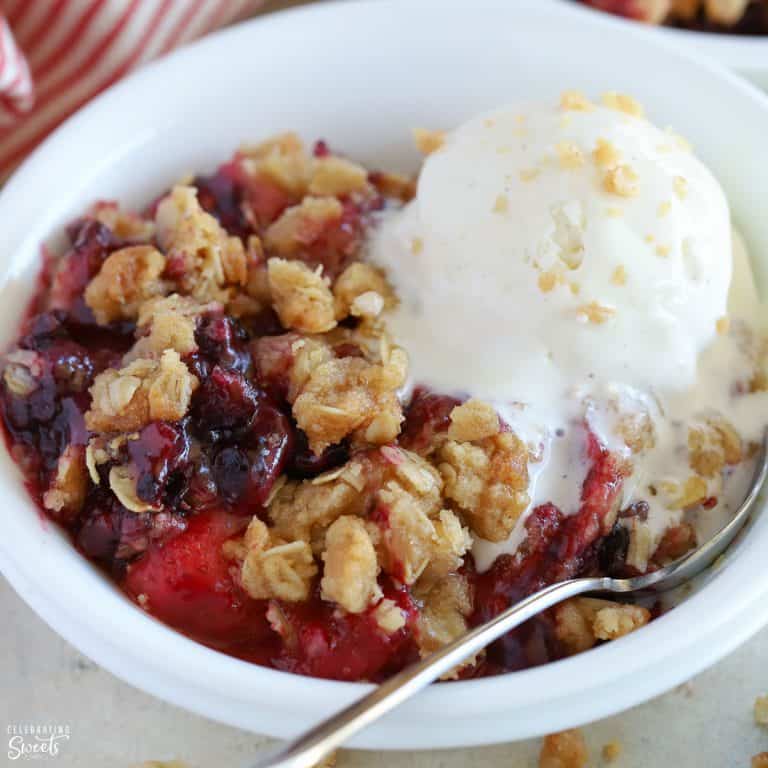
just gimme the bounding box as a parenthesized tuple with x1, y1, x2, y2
(1, 0, 768, 748)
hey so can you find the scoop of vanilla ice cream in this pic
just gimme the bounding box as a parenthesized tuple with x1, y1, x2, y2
(370, 97, 732, 431)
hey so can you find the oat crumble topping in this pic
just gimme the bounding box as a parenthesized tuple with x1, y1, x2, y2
(4, 119, 762, 685)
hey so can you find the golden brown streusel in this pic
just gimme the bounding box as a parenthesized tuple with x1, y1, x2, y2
(415, 573, 475, 676)
(413, 128, 445, 155)
(3, 349, 43, 397)
(84, 245, 166, 324)
(332, 262, 394, 321)
(264, 196, 343, 257)
(320, 515, 381, 612)
(560, 90, 593, 112)
(268, 458, 369, 544)
(602, 92, 645, 118)
(539, 729, 589, 768)
(267, 258, 337, 333)
(309, 155, 369, 197)
(625, 518, 653, 571)
(592, 602, 651, 640)
(688, 417, 742, 478)
(373, 598, 406, 634)
(603, 165, 639, 198)
(555, 597, 649, 653)
(292, 346, 407, 455)
(90, 203, 155, 242)
(109, 464, 161, 513)
(239, 518, 318, 602)
(155, 185, 247, 302)
(577, 301, 616, 325)
(601, 741, 623, 763)
(85, 349, 199, 433)
(240, 131, 310, 196)
(126, 294, 214, 361)
(438, 432, 529, 542)
(593, 138, 621, 170)
(447, 399, 501, 442)
(42, 444, 87, 518)
(369, 170, 416, 202)
(755, 694, 768, 726)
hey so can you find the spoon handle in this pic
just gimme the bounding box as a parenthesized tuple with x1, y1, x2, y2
(251, 575, 603, 768)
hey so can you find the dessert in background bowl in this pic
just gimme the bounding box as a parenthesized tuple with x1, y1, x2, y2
(2, 89, 766, 684)
(577, 0, 768, 33)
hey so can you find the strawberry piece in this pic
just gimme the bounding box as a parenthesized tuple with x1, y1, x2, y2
(123, 509, 268, 645)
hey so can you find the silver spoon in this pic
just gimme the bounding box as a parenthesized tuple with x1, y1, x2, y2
(253, 433, 768, 768)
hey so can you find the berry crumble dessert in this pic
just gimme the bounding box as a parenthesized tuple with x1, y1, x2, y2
(2, 92, 766, 682)
(577, 0, 768, 33)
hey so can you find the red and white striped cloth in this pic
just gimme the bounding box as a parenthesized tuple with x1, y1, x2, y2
(0, 0, 265, 179)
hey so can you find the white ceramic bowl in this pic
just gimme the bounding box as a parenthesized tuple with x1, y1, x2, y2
(554, 0, 768, 88)
(1, 0, 768, 750)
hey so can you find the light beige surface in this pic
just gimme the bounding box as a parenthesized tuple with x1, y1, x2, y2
(2, 575, 767, 768)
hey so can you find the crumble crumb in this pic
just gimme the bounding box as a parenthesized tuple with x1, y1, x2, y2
(688, 417, 742, 478)
(593, 138, 621, 169)
(309, 155, 369, 196)
(755, 694, 768, 726)
(370, 170, 416, 201)
(625, 518, 652, 571)
(267, 258, 337, 333)
(560, 90, 593, 112)
(438, 431, 529, 542)
(373, 598, 406, 634)
(603, 165, 639, 198)
(602, 92, 645, 118)
(602, 741, 623, 762)
(610, 265, 627, 286)
(240, 518, 318, 602)
(753, 754, 768, 768)
(240, 131, 310, 195)
(411, 236, 424, 254)
(3, 349, 43, 397)
(593, 603, 651, 640)
(86, 349, 199, 433)
(656, 244, 671, 258)
(716, 315, 730, 335)
(576, 302, 616, 325)
(333, 262, 394, 320)
(555, 598, 650, 653)
(90, 202, 154, 242)
(538, 268, 566, 294)
(448, 399, 500, 442)
(264, 196, 343, 257)
(109, 465, 161, 513)
(42, 445, 87, 519)
(539, 729, 589, 768)
(292, 345, 407, 454)
(321, 515, 381, 613)
(416, 573, 476, 677)
(155, 185, 247, 302)
(127, 294, 212, 361)
(658, 200, 672, 217)
(413, 128, 445, 155)
(493, 193, 509, 213)
(84, 245, 166, 324)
